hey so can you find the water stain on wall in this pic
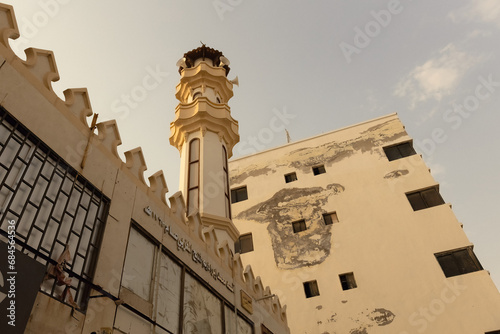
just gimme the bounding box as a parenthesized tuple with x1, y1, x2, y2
(236, 183, 345, 269)
(384, 169, 409, 179)
(230, 164, 274, 186)
(368, 308, 395, 326)
(346, 308, 395, 333)
(230, 119, 407, 185)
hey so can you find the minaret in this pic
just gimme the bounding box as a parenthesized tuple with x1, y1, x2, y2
(169, 45, 240, 247)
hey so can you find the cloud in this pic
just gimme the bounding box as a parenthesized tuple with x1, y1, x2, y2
(394, 43, 479, 109)
(449, 0, 500, 28)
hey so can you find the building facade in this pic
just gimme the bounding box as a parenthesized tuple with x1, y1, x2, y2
(229, 113, 500, 334)
(0, 3, 289, 334)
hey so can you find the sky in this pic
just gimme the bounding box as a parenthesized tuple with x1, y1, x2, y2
(4, 0, 500, 288)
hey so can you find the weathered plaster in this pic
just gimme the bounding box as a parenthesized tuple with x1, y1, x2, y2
(230, 119, 407, 185)
(314, 308, 395, 334)
(236, 183, 345, 269)
(384, 169, 409, 179)
(346, 308, 395, 334)
(230, 164, 274, 186)
(368, 308, 395, 326)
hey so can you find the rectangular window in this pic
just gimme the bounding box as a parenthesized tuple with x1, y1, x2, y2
(303, 280, 320, 298)
(292, 219, 307, 233)
(187, 139, 200, 215)
(231, 186, 248, 203)
(435, 247, 483, 278)
(235, 233, 254, 254)
(122, 227, 156, 301)
(406, 187, 445, 211)
(183, 273, 222, 333)
(0, 107, 109, 311)
(155, 252, 182, 333)
(312, 165, 326, 175)
(122, 223, 246, 333)
(284, 172, 297, 183)
(384, 142, 417, 161)
(339, 273, 357, 290)
(223, 146, 231, 219)
(323, 212, 339, 225)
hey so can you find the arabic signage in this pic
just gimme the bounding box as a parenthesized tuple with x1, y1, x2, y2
(144, 206, 234, 293)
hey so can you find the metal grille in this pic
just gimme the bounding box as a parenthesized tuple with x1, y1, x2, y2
(0, 106, 109, 311)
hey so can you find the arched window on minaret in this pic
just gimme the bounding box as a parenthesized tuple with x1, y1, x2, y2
(187, 138, 200, 215)
(223, 145, 231, 219)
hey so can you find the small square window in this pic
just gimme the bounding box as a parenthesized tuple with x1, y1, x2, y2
(231, 186, 248, 203)
(406, 187, 445, 211)
(323, 212, 339, 225)
(339, 273, 357, 290)
(284, 172, 298, 183)
(383, 142, 417, 161)
(435, 247, 483, 278)
(303, 280, 320, 298)
(312, 165, 326, 176)
(235, 233, 254, 254)
(292, 219, 307, 233)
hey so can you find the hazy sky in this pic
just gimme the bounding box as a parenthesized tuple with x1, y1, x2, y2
(5, 0, 500, 288)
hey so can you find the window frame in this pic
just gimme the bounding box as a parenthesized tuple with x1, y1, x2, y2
(0, 107, 109, 312)
(122, 222, 255, 333)
(383, 141, 417, 161)
(323, 212, 339, 225)
(284, 172, 298, 183)
(222, 146, 231, 219)
(312, 165, 326, 176)
(292, 219, 307, 233)
(435, 247, 483, 278)
(303, 280, 320, 298)
(122, 225, 158, 302)
(187, 138, 200, 215)
(406, 186, 445, 211)
(235, 233, 254, 254)
(339, 272, 357, 291)
(231, 186, 248, 204)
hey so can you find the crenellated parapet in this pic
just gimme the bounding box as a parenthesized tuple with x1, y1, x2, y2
(0, 2, 170, 200)
(62, 88, 94, 127)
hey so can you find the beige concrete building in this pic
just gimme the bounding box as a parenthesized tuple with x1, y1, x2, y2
(229, 113, 500, 334)
(0, 3, 289, 333)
